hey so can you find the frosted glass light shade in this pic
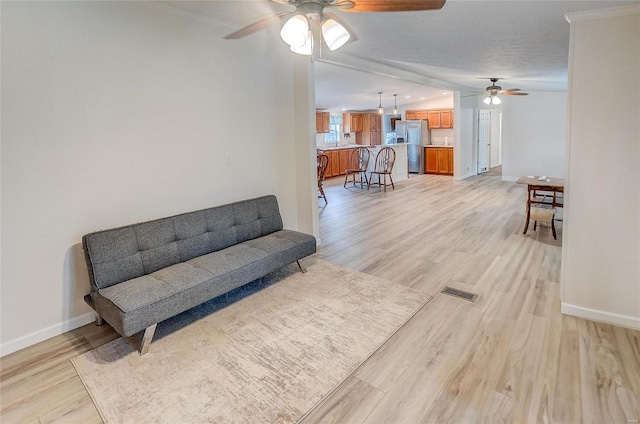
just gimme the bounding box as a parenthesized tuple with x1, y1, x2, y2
(321, 18, 350, 51)
(281, 15, 309, 47)
(290, 32, 313, 55)
(483, 96, 491, 105)
(491, 96, 502, 105)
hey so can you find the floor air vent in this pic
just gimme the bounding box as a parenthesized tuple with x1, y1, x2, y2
(441, 286, 478, 302)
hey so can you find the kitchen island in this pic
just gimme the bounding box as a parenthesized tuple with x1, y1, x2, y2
(367, 144, 408, 183)
(317, 144, 407, 183)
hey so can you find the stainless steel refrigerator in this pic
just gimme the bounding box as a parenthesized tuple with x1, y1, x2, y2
(395, 120, 430, 174)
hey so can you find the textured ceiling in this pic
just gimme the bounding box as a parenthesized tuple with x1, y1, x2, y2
(160, 0, 640, 110)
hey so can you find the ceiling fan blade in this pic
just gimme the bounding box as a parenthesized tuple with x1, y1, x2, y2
(344, 0, 445, 12)
(500, 88, 521, 93)
(324, 12, 359, 42)
(223, 12, 290, 40)
(503, 92, 529, 96)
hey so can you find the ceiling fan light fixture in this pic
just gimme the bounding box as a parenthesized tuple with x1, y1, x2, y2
(280, 14, 309, 47)
(321, 18, 350, 51)
(491, 95, 502, 105)
(289, 31, 314, 55)
(483, 96, 491, 105)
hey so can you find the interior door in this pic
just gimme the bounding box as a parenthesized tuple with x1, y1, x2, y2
(478, 110, 490, 173)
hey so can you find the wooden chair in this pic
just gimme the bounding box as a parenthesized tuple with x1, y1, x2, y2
(526, 206, 557, 239)
(317, 154, 329, 204)
(344, 147, 370, 189)
(368, 147, 396, 192)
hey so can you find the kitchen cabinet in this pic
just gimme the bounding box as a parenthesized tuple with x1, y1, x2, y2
(322, 148, 355, 178)
(406, 109, 453, 129)
(316, 111, 330, 133)
(440, 110, 453, 128)
(356, 114, 381, 146)
(425, 147, 453, 175)
(338, 149, 352, 174)
(405, 110, 429, 120)
(343, 113, 363, 132)
(369, 114, 382, 146)
(427, 111, 441, 128)
(428, 110, 453, 129)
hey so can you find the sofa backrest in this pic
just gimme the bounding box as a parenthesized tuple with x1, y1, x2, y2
(82, 195, 284, 291)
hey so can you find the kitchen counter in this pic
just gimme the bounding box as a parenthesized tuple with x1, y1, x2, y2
(424, 145, 453, 148)
(367, 144, 408, 183)
(318, 144, 361, 151)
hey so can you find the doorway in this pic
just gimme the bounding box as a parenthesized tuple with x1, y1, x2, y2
(478, 109, 503, 175)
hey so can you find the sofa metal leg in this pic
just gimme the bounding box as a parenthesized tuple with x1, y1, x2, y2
(138, 323, 157, 356)
(296, 260, 307, 274)
(94, 311, 105, 326)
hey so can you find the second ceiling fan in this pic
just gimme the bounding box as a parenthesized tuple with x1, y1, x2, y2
(483, 78, 529, 105)
(224, 0, 446, 55)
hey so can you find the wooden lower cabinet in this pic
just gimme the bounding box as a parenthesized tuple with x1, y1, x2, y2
(425, 147, 453, 175)
(323, 148, 356, 178)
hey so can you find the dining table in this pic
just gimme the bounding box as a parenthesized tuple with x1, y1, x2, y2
(516, 176, 564, 234)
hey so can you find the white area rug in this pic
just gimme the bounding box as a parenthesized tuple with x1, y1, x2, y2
(72, 259, 431, 424)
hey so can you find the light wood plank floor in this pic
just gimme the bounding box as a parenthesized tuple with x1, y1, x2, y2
(2, 173, 639, 423)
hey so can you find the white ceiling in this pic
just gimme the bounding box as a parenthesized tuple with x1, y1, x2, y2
(160, 0, 639, 111)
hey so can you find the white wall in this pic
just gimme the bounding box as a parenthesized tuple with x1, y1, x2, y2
(0, 2, 315, 354)
(501, 92, 567, 181)
(561, 6, 640, 329)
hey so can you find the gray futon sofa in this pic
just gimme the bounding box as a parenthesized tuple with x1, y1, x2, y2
(82, 195, 316, 354)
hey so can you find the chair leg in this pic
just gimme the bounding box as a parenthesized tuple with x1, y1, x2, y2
(383, 174, 387, 192)
(343, 173, 348, 188)
(534, 221, 538, 231)
(551, 218, 557, 240)
(523, 204, 531, 234)
(367, 173, 373, 190)
(389, 174, 395, 190)
(94, 311, 104, 326)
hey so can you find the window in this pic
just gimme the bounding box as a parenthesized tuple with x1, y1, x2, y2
(324, 114, 342, 143)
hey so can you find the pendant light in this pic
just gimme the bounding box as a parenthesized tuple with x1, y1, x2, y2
(392, 94, 398, 114)
(377, 91, 384, 114)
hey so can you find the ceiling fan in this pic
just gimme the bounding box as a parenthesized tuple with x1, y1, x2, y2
(483, 78, 528, 105)
(224, 0, 446, 56)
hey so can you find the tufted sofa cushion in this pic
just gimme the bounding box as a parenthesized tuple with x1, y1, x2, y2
(83, 196, 285, 291)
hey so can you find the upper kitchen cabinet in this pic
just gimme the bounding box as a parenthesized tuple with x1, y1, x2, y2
(316, 111, 330, 133)
(356, 114, 382, 146)
(343, 113, 363, 133)
(405, 110, 429, 120)
(428, 110, 453, 129)
(406, 109, 453, 129)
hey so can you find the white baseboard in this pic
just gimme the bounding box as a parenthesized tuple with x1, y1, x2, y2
(454, 172, 475, 181)
(1, 312, 95, 357)
(561, 303, 640, 330)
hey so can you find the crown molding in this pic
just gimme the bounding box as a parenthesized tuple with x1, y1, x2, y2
(565, 4, 640, 24)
